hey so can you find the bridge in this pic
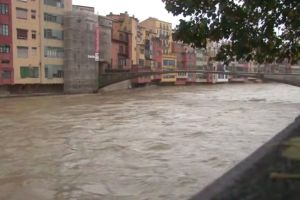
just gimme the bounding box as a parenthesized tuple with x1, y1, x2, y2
(98, 69, 300, 88)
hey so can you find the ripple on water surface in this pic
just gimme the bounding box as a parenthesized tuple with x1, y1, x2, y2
(0, 83, 299, 200)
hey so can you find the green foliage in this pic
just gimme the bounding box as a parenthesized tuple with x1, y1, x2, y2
(163, 0, 300, 64)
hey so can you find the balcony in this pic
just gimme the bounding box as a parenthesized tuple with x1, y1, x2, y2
(113, 33, 129, 43)
(118, 51, 129, 57)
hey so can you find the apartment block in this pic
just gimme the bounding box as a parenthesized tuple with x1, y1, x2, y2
(3, 0, 71, 87)
(41, 0, 72, 84)
(195, 48, 208, 83)
(72, 4, 94, 13)
(172, 42, 188, 84)
(140, 17, 172, 54)
(140, 18, 176, 84)
(107, 12, 138, 70)
(0, 0, 13, 84)
(131, 25, 157, 85)
(151, 37, 163, 81)
(11, 0, 41, 84)
(161, 54, 176, 83)
(98, 15, 112, 72)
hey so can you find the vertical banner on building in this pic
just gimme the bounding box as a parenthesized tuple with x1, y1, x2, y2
(95, 26, 100, 62)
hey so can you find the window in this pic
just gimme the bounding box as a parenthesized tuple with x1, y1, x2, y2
(157, 62, 161, 68)
(2, 70, 11, 80)
(0, 4, 8, 15)
(17, 46, 28, 58)
(140, 47, 144, 54)
(44, 29, 63, 40)
(0, 44, 10, 53)
(45, 65, 63, 79)
(31, 10, 36, 19)
(32, 47, 37, 56)
(139, 59, 145, 66)
(163, 75, 175, 79)
(1, 59, 10, 64)
(31, 30, 36, 39)
(17, 29, 28, 39)
(16, 8, 28, 19)
(44, 0, 64, 8)
(163, 59, 176, 66)
(44, 13, 63, 24)
(119, 45, 124, 54)
(44, 46, 64, 58)
(20, 66, 39, 78)
(0, 24, 8, 36)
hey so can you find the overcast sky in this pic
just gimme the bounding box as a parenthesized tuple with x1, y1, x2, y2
(72, 0, 182, 27)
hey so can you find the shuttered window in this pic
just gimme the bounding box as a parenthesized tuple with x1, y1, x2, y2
(2, 70, 11, 80)
(20, 66, 29, 78)
(17, 46, 28, 58)
(17, 29, 28, 39)
(16, 8, 27, 19)
(20, 66, 39, 78)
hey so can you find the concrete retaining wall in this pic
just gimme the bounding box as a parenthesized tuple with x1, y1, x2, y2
(191, 116, 300, 200)
(264, 74, 300, 87)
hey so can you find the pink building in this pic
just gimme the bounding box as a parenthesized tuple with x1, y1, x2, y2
(172, 42, 197, 84)
(151, 37, 163, 82)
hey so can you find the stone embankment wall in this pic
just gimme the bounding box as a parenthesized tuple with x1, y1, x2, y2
(264, 74, 300, 87)
(191, 116, 300, 200)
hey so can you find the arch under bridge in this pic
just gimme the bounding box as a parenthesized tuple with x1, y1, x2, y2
(98, 70, 300, 89)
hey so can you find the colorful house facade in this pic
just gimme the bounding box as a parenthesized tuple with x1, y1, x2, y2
(0, 0, 13, 84)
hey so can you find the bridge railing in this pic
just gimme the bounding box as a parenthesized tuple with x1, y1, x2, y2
(131, 66, 152, 73)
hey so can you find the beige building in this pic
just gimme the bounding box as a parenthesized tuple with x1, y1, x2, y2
(41, 0, 72, 84)
(12, 0, 41, 84)
(140, 17, 172, 54)
(136, 25, 156, 68)
(11, 0, 72, 85)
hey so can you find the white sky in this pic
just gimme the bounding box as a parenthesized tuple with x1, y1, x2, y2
(72, 0, 182, 27)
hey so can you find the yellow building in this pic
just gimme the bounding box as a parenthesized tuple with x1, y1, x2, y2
(11, 0, 72, 85)
(140, 17, 172, 54)
(140, 17, 175, 83)
(136, 25, 156, 68)
(161, 54, 177, 83)
(136, 25, 145, 65)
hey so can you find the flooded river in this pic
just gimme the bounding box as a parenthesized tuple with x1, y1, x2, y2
(0, 83, 299, 200)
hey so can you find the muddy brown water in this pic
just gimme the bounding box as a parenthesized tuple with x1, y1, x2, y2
(0, 83, 299, 200)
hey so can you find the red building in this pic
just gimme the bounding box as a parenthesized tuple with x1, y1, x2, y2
(0, 0, 13, 84)
(172, 42, 197, 84)
(151, 37, 163, 81)
(107, 13, 137, 71)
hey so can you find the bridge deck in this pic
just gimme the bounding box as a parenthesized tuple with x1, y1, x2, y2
(98, 70, 300, 88)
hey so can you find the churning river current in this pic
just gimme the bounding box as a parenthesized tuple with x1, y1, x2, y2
(0, 83, 299, 200)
